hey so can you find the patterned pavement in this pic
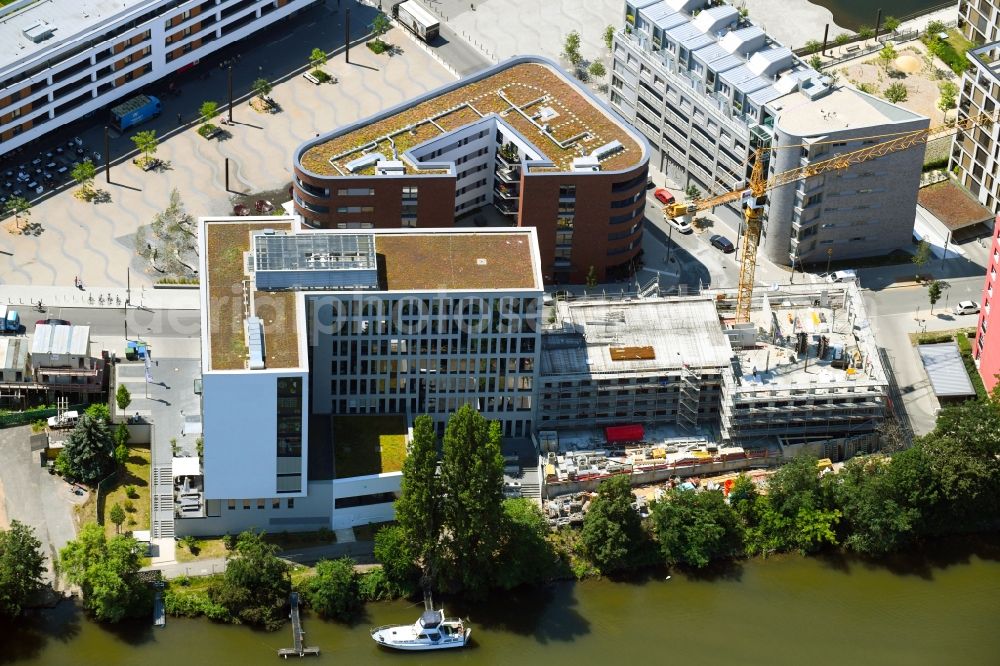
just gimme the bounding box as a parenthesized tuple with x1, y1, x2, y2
(0, 21, 453, 289)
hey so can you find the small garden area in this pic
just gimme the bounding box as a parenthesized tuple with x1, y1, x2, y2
(75, 444, 151, 538)
(333, 415, 407, 478)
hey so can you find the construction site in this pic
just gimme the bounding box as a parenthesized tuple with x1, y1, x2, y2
(535, 282, 888, 498)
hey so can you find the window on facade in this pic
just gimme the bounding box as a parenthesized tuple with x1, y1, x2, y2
(337, 188, 374, 196)
(558, 185, 576, 199)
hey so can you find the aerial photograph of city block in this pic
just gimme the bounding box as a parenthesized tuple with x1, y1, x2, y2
(0, 0, 998, 662)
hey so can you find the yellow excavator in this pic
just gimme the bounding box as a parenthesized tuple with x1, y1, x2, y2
(663, 111, 997, 323)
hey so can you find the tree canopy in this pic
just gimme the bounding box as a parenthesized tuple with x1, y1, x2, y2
(0, 520, 46, 617)
(60, 412, 116, 484)
(581, 474, 644, 573)
(651, 488, 743, 568)
(304, 557, 361, 621)
(209, 531, 290, 630)
(495, 498, 557, 589)
(59, 524, 149, 622)
(394, 414, 440, 573)
(437, 404, 505, 597)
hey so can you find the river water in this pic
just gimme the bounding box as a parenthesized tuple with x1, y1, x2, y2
(813, 0, 946, 31)
(2, 538, 998, 665)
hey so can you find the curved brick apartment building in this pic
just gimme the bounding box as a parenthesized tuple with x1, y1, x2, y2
(291, 56, 649, 284)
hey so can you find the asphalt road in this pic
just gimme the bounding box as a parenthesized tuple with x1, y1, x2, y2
(25, 307, 200, 338)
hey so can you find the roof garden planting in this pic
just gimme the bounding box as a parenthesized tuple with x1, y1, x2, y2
(299, 62, 642, 177)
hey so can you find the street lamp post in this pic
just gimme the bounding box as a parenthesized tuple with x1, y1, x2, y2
(664, 218, 675, 267)
(227, 65, 234, 123)
(825, 247, 833, 276)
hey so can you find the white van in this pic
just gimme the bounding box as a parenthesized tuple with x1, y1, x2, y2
(826, 270, 858, 283)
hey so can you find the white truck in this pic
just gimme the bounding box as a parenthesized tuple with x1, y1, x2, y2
(394, 0, 439, 42)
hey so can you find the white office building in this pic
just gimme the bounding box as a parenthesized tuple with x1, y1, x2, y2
(180, 216, 543, 536)
(0, 0, 320, 155)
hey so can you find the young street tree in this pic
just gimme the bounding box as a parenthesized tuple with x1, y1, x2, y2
(588, 61, 607, 79)
(562, 30, 582, 67)
(603, 25, 615, 50)
(878, 43, 897, 73)
(60, 412, 116, 484)
(438, 405, 504, 597)
(0, 520, 46, 618)
(116, 384, 132, 411)
(937, 80, 959, 113)
(59, 524, 150, 622)
(309, 47, 327, 71)
(581, 474, 644, 573)
(370, 12, 391, 47)
(4, 196, 30, 231)
(252, 77, 272, 100)
(130, 130, 158, 168)
(109, 503, 126, 534)
(393, 414, 440, 574)
(305, 557, 362, 621)
(883, 15, 900, 32)
(928, 280, 947, 313)
(71, 159, 97, 197)
(199, 101, 219, 126)
(912, 238, 931, 275)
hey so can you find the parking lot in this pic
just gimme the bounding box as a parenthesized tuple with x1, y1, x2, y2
(0, 426, 81, 585)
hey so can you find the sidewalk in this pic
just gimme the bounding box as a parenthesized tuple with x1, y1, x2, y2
(145, 540, 376, 580)
(0, 285, 200, 310)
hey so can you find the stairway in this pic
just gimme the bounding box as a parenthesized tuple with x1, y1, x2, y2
(676, 367, 701, 432)
(151, 464, 175, 539)
(519, 466, 542, 499)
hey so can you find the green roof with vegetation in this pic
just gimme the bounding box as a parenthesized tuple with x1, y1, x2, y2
(333, 415, 408, 478)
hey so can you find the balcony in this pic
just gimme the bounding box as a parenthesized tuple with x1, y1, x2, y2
(493, 183, 519, 200)
(494, 198, 519, 216)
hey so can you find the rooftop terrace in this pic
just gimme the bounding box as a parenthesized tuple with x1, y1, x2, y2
(297, 60, 644, 177)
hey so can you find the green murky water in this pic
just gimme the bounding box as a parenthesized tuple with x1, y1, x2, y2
(2, 538, 999, 665)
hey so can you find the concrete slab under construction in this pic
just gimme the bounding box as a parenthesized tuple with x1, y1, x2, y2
(541, 297, 733, 376)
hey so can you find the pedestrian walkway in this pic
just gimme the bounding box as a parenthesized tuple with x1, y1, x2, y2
(0, 285, 199, 310)
(145, 540, 376, 579)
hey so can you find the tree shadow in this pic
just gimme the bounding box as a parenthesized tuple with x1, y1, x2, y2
(815, 533, 1000, 580)
(0, 598, 83, 664)
(446, 583, 590, 644)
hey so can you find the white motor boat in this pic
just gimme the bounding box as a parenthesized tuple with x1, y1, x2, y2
(371, 608, 470, 651)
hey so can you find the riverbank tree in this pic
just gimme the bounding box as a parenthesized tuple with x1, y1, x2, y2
(0, 520, 46, 617)
(59, 524, 150, 622)
(208, 530, 290, 630)
(651, 488, 743, 568)
(582, 475, 647, 573)
(304, 557, 362, 621)
(385, 406, 558, 596)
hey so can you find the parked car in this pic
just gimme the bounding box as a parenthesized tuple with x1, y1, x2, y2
(667, 215, 692, 234)
(709, 234, 735, 253)
(954, 300, 980, 316)
(653, 188, 675, 206)
(36, 318, 71, 326)
(825, 269, 858, 283)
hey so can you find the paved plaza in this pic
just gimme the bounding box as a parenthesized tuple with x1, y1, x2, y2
(0, 10, 454, 289)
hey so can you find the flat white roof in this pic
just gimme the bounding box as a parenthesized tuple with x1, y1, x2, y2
(172, 456, 201, 477)
(0, 0, 151, 73)
(771, 86, 927, 136)
(31, 324, 89, 356)
(918, 343, 976, 398)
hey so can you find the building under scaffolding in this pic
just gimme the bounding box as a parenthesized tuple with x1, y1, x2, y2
(538, 297, 733, 433)
(538, 283, 887, 448)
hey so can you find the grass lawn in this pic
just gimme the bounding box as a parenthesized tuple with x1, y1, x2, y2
(333, 415, 407, 478)
(945, 29, 975, 63)
(74, 445, 151, 537)
(176, 537, 230, 563)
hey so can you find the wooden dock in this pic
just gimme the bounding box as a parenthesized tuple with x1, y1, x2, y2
(278, 592, 319, 658)
(153, 583, 165, 627)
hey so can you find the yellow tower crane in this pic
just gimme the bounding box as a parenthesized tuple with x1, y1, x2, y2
(664, 111, 996, 324)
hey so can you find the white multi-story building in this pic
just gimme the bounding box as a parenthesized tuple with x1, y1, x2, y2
(959, 0, 999, 45)
(611, 0, 928, 267)
(181, 216, 543, 536)
(0, 0, 319, 155)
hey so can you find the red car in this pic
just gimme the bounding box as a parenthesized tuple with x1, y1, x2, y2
(654, 188, 675, 206)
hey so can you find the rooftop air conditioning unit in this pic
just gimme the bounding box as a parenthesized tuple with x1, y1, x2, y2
(22, 21, 55, 43)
